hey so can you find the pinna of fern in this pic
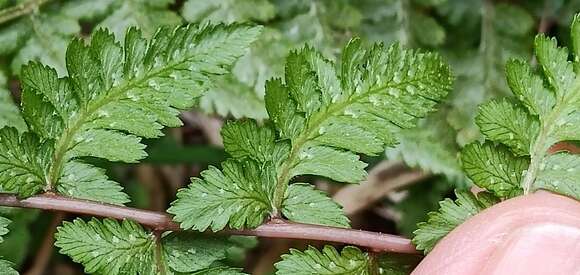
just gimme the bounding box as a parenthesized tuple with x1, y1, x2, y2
(413, 13, 580, 254)
(168, 38, 453, 232)
(0, 22, 262, 203)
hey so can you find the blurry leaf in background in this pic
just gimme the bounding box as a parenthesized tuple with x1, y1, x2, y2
(0, 0, 109, 76)
(9, 13, 80, 76)
(224, 236, 259, 267)
(386, 112, 467, 186)
(0, 71, 25, 131)
(442, 2, 534, 146)
(144, 136, 227, 165)
(358, 0, 446, 47)
(182, 0, 276, 23)
(198, 74, 268, 120)
(394, 179, 452, 237)
(0, 0, 181, 76)
(0, 207, 38, 269)
(97, 0, 182, 41)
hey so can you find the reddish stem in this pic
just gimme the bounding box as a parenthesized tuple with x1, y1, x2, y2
(0, 193, 418, 254)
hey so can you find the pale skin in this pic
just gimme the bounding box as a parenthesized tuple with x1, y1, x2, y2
(412, 191, 580, 275)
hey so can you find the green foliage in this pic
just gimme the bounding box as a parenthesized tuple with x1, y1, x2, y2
(386, 115, 465, 184)
(55, 218, 156, 274)
(182, 0, 275, 23)
(0, 127, 52, 197)
(56, 161, 129, 205)
(282, 183, 350, 228)
(55, 218, 242, 274)
(443, 1, 534, 146)
(0, 0, 182, 76)
(0, 216, 10, 243)
(410, 14, 580, 254)
(461, 14, 580, 200)
(413, 190, 499, 254)
(169, 38, 452, 232)
(475, 100, 539, 156)
(97, 0, 182, 41)
(275, 245, 420, 275)
(0, 72, 25, 131)
(0, 1, 577, 273)
(535, 154, 580, 200)
(168, 160, 275, 232)
(275, 246, 370, 275)
(0, 259, 17, 275)
(0, 216, 17, 274)
(461, 143, 527, 198)
(0, 23, 260, 200)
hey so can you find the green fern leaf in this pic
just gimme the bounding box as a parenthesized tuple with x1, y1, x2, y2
(55, 218, 242, 275)
(161, 233, 237, 273)
(461, 143, 527, 198)
(269, 41, 451, 184)
(170, 37, 451, 231)
(55, 218, 156, 274)
(282, 183, 350, 228)
(170, 39, 451, 231)
(413, 190, 499, 253)
(476, 100, 539, 156)
(466, 14, 580, 199)
(275, 246, 369, 275)
(505, 60, 555, 118)
(221, 120, 284, 164)
(535, 154, 580, 199)
(0, 216, 17, 275)
(1, 23, 261, 199)
(0, 128, 52, 197)
(168, 160, 275, 231)
(275, 245, 421, 275)
(56, 162, 129, 205)
(0, 259, 17, 275)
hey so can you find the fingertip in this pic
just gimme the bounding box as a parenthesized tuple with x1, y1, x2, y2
(412, 191, 580, 275)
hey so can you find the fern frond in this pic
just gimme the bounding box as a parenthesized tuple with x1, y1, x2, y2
(55, 218, 244, 275)
(0, 23, 261, 201)
(413, 191, 499, 253)
(169, 38, 452, 231)
(461, 14, 580, 200)
(274, 245, 420, 275)
(275, 246, 369, 275)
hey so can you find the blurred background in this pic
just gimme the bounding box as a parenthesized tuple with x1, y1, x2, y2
(0, 0, 579, 274)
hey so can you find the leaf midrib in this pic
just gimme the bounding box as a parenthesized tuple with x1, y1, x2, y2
(271, 75, 437, 212)
(47, 50, 209, 188)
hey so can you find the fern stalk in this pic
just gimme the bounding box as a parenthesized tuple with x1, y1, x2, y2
(0, 192, 418, 253)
